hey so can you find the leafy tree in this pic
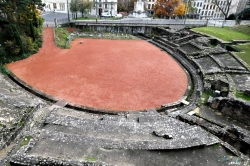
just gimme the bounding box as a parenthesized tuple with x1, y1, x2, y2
(174, 2, 186, 17)
(183, 0, 196, 14)
(117, 3, 126, 12)
(70, 0, 79, 19)
(0, 0, 43, 66)
(128, 0, 136, 12)
(236, 8, 250, 24)
(78, 0, 94, 17)
(154, 0, 181, 18)
(227, 13, 235, 20)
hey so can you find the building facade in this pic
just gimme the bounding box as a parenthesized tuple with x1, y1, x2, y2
(42, 0, 117, 16)
(142, 0, 247, 19)
(236, 0, 250, 13)
(191, 0, 245, 19)
(145, 0, 155, 15)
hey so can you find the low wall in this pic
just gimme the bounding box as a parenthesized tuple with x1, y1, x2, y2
(210, 97, 250, 125)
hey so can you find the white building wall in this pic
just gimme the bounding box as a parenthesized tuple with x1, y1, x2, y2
(192, 0, 241, 19)
(42, 0, 117, 16)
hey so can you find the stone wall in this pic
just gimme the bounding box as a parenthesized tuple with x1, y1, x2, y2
(210, 97, 250, 125)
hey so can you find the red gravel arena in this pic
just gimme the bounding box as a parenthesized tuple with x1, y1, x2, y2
(7, 28, 188, 111)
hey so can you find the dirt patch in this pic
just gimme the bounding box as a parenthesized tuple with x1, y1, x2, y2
(7, 28, 188, 111)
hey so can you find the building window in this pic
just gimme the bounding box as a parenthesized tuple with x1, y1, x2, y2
(200, 3, 202, 7)
(208, 11, 211, 16)
(59, 3, 65, 11)
(152, 4, 154, 9)
(198, 9, 201, 13)
(205, 11, 207, 15)
(203, 5, 205, 9)
(202, 11, 204, 15)
(197, 2, 199, 7)
(105, 4, 107, 9)
(148, 4, 150, 9)
(53, 3, 57, 9)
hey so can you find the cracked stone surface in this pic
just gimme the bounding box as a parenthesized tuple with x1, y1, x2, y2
(2, 28, 250, 165)
(212, 54, 246, 70)
(0, 74, 45, 149)
(231, 74, 250, 92)
(194, 57, 222, 73)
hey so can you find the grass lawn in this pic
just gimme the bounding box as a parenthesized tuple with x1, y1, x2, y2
(193, 25, 250, 67)
(55, 27, 70, 48)
(234, 43, 250, 67)
(75, 17, 96, 20)
(192, 25, 250, 42)
(54, 27, 140, 49)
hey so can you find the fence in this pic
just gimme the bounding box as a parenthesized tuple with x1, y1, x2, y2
(43, 18, 69, 27)
(44, 18, 250, 28)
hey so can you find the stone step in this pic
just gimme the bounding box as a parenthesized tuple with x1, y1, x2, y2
(0, 143, 15, 161)
(38, 126, 218, 150)
(44, 112, 192, 135)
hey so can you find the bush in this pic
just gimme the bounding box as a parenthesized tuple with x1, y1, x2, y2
(67, 27, 74, 33)
(227, 14, 235, 20)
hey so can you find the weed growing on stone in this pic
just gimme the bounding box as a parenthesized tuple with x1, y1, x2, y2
(17, 136, 33, 150)
(199, 90, 213, 105)
(234, 43, 250, 67)
(235, 92, 250, 101)
(85, 157, 97, 162)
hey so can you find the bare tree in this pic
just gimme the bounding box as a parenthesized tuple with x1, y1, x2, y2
(212, 0, 232, 21)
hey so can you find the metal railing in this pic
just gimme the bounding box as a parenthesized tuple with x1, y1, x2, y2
(44, 18, 250, 28)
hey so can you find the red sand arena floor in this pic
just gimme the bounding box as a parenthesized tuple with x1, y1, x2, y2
(7, 28, 188, 111)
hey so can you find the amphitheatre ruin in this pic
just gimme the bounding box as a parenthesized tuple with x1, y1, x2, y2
(0, 23, 250, 165)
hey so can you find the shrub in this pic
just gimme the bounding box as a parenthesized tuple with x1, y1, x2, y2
(67, 27, 74, 33)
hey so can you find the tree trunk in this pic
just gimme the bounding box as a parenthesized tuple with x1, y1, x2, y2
(11, 24, 24, 54)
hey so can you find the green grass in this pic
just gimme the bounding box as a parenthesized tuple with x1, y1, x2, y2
(235, 91, 250, 101)
(234, 43, 250, 67)
(199, 90, 213, 105)
(75, 17, 97, 20)
(18, 136, 33, 150)
(55, 27, 71, 48)
(186, 84, 194, 101)
(193, 26, 250, 42)
(85, 157, 97, 162)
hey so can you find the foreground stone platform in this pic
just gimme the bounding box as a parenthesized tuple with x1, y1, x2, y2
(8, 108, 224, 165)
(1, 26, 250, 165)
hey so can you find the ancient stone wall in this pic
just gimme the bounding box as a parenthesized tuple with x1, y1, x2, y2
(210, 97, 250, 125)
